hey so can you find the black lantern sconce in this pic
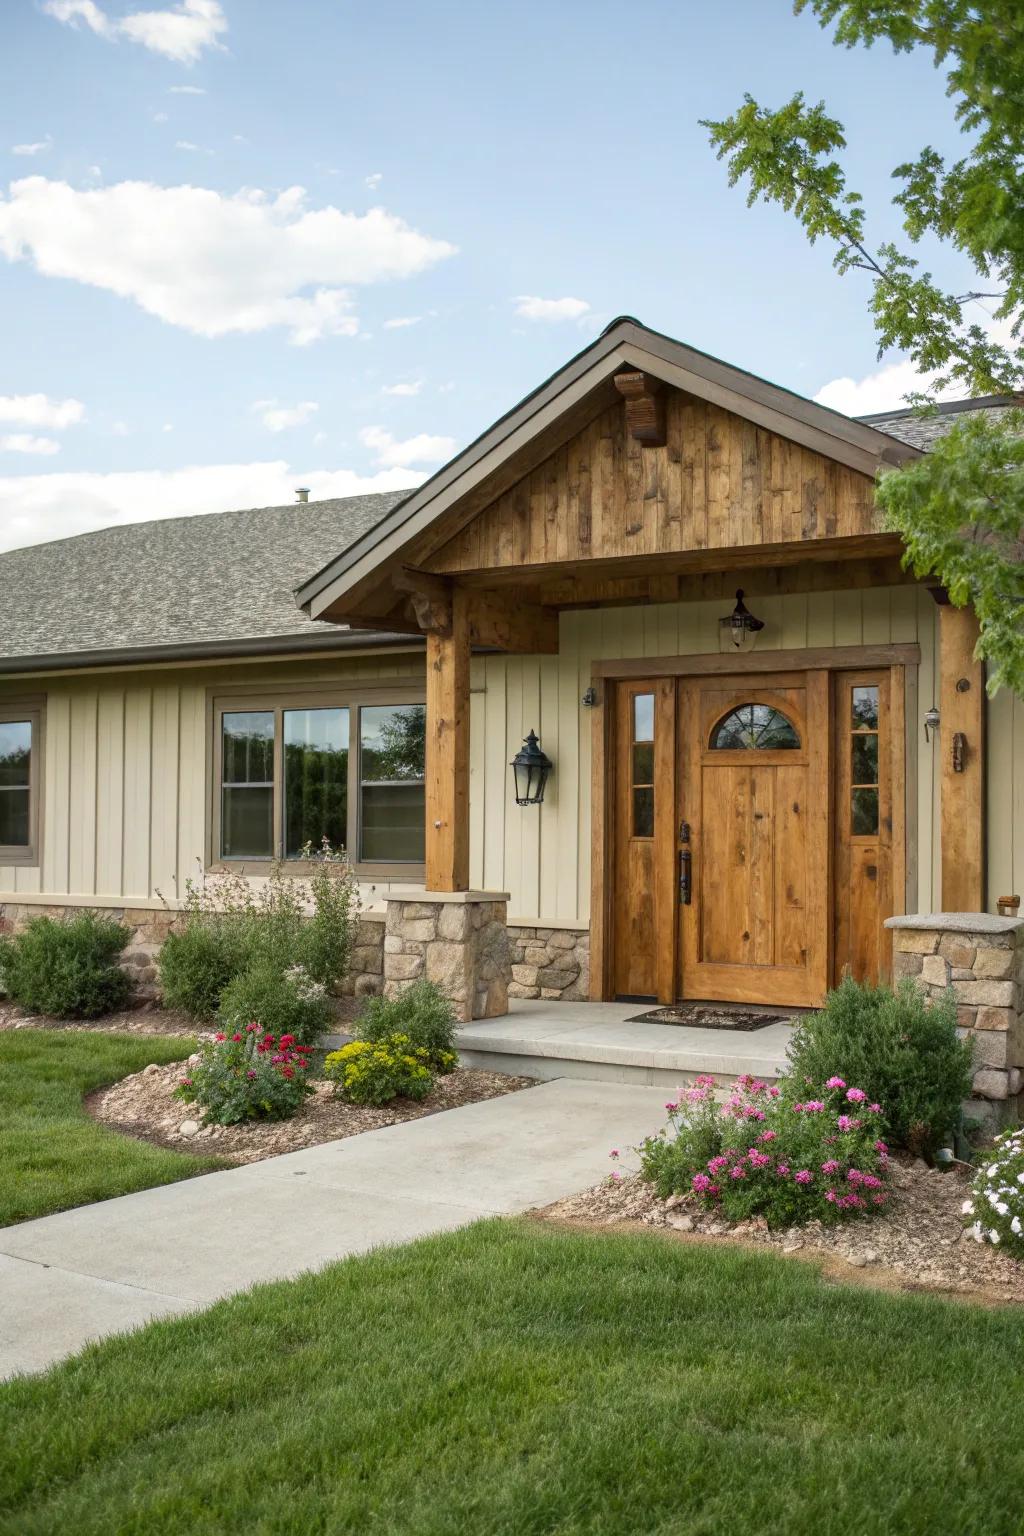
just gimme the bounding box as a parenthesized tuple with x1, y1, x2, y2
(719, 589, 765, 653)
(511, 730, 552, 806)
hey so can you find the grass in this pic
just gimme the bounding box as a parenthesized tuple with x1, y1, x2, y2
(3, 1221, 1024, 1535)
(0, 1029, 225, 1226)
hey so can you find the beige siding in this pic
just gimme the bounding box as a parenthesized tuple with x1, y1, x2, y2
(468, 587, 943, 924)
(0, 651, 423, 903)
(9, 592, 1023, 925)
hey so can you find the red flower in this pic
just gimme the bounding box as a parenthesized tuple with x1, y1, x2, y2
(232, 1033, 243, 1043)
(246, 1022, 259, 1033)
(215, 1032, 226, 1042)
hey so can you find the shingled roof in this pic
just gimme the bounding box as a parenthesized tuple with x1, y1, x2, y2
(859, 394, 1022, 450)
(0, 492, 413, 672)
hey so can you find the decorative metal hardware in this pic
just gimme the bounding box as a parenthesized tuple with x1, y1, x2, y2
(678, 820, 691, 905)
(952, 731, 967, 774)
(923, 705, 940, 743)
(510, 729, 552, 806)
(581, 686, 598, 708)
(955, 677, 972, 693)
(719, 590, 765, 653)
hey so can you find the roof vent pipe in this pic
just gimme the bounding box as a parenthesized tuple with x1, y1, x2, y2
(295, 487, 310, 504)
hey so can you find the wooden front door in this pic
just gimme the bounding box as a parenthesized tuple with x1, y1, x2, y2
(678, 672, 830, 1008)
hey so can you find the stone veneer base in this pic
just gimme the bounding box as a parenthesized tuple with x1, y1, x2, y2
(383, 893, 511, 1023)
(886, 912, 1024, 1127)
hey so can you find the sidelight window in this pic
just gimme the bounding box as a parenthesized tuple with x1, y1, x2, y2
(631, 692, 655, 837)
(709, 704, 800, 750)
(849, 685, 880, 835)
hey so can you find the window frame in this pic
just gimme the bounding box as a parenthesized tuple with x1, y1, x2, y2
(0, 698, 45, 868)
(208, 683, 426, 876)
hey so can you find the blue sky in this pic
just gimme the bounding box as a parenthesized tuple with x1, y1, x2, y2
(0, 0, 975, 550)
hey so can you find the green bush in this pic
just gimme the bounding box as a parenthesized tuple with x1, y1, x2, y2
(356, 981, 458, 1069)
(324, 1034, 451, 1106)
(177, 1027, 313, 1125)
(156, 849, 358, 1021)
(158, 922, 244, 1021)
(0, 911, 131, 1018)
(217, 962, 332, 1046)
(785, 977, 973, 1158)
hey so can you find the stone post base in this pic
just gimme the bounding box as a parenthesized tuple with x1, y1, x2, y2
(887, 912, 1024, 1126)
(384, 891, 511, 1023)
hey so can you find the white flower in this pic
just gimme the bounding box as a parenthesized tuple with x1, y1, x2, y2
(988, 1164, 999, 1177)
(1012, 1216, 1022, 1236)
(972, 1222, 984, 1242)
(996, 1202, 1010, 1216)
(962, 1199, 975, 1214)
(990, 1230, 1001, 1244)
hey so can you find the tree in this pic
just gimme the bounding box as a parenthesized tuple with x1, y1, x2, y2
(703, 0, 1024, 692)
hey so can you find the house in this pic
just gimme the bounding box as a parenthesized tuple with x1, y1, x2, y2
(2, 317, 1022, 1047)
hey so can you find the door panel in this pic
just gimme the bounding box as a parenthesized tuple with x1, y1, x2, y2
(679, 671, 830, 1007)
(833, 670, 894, 985)
(611, 679, 676, 1000)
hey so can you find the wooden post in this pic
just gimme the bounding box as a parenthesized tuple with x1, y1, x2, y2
(939, 603, 985, 910)
(425, 587, 470, 892)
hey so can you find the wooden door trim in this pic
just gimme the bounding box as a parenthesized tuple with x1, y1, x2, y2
(589, 682, 615, 1001)
(591, 643, 920, 682)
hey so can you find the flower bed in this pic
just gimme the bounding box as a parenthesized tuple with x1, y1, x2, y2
(88, 1054, 532, 1165)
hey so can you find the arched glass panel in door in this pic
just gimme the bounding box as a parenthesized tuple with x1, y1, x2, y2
(709, 703, 800, 750)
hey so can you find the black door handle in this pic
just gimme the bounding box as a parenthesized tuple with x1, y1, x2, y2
(679, 846, 692, 906)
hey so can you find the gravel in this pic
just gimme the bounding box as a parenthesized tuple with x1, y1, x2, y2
(537, 1159, 1024, 1306)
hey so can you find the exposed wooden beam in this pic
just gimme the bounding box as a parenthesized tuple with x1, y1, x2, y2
(939, 604, 985, 910)
(467, 588, 559, 653)
(425, 587, 470, 892)
(392, 567, 453, 635)
(613, 371, 666, 446)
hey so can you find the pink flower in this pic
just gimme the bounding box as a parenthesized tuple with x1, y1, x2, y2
(825, 1189, 838, 1203)
(846, 1087, 867, 1104)
(609, 1149, 620, 1160)
(758, 1130, 777, 1143)
(215, 1032, 226, 1042)
(692, 1172, 713, 1194)
(794, 1169, 813, 1185)
(776, 1163, 790, 1177)
(665, 1101, 679, 1112)
(246, 1070, 257, 1080)
(246, 1022, 259, 1033)
(609, 1170, 622, 1181)
(792, 1102, 804, 1114)
(747, 1150, 771, 1169)
(869, 1103, 882, 1114)
(708, 1156, 729, 1174)
(696, 1074, 717, 1087)
(768, 1085, 780, 1098)
(730, 1165, 747, 1180)
(874, 1139, 888, 1154)
(837, 1115, 853, 1132)
(825, 1076, 846, 1090)
(803, 1100, 825, 1113)
(821, 1160, 840, 1175)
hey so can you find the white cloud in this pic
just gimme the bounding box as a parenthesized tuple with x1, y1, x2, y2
(253, 399, 319, 432)
(43, 0, 228, 66)
(312, 430, 327, 445)
(513, 295, 590, 323)
(0, 434, 61, 456)
(365, 172, 383, 190)
(169, 84, 206, 94)
(359, 425, 454, 469)
(382, 380, 421, 397)
(0, 460, 424, 552)
(152, 111, 169, 123)
(12, 137, 52, 157)
(0, 394, 85, 429)
(0, 177, 457, 345)
(383, 315, 421, 329)
(174, 140, 212, 154)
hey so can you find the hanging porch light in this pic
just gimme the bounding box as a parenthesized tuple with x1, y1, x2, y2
(719, 589, 765, 652)
(511, 729, 552, 806)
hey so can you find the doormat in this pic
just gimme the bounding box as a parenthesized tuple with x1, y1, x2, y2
(626, 1005, 791, 1032)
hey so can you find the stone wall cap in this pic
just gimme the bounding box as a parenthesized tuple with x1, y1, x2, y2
(885, 912, 1024, 935)
(385, 889, 510, 906)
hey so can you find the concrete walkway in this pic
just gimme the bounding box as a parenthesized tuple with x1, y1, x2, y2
(0, 1078, 668, 1379)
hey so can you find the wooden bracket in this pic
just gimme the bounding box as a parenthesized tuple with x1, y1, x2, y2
(613, 371, 666, 447)
(393, 566, 453, 635)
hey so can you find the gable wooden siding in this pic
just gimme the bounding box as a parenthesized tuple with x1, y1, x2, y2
(427, 393, 881, 576)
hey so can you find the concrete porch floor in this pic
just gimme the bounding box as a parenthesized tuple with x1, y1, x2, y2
(455, 999, 795, 1089)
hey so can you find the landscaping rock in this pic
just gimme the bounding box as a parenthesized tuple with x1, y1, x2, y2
(178, 1119, 200, 1137)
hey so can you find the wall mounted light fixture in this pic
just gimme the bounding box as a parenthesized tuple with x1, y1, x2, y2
(511, 730, 552, 806)
(719, 589, 765, 652)
(923, 705, 940, 743)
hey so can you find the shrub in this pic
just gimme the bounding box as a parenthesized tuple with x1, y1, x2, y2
(156, 850, 359, 1020)
(217, 962, 331, 1046)
(964, 1127, 1024, 1255)
(324, 1034, 453, 1106)
(0, 911, 131, 1018)
(638, 1073, 891, 1229)
(355, 981, 458, 1069)
(785, 977, 973, 1158)
(177, 1026, 313, 1125)
(158, 922, 244, 1021)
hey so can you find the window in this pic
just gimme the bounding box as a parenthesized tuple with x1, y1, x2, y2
(709, 704, 800, 750)
(0, 704, 42, 864)
(631, 692, 655, 837)
(213, 693, 424, 868)
(849, 685, 880, 836)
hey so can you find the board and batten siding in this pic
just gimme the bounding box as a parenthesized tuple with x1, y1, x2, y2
(4, 589, 1022, 924)
(469, 585, 946, 924)
(0, 652, 423, 903)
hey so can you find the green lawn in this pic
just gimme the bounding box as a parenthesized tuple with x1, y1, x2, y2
(0, 1029, 225, 1227)
(3, 1222, 1024, 1535)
